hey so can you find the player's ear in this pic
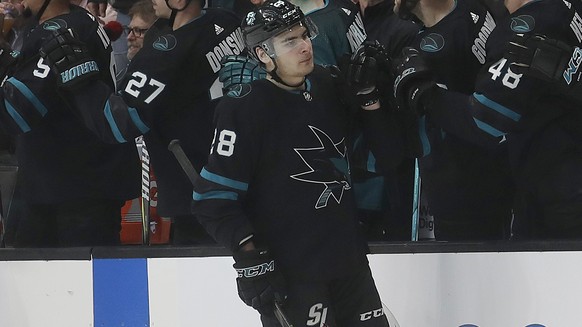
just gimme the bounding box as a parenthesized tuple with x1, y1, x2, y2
(256, 47, 271, 66)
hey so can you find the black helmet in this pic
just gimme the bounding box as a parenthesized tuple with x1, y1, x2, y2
(242, 0, 317, 61)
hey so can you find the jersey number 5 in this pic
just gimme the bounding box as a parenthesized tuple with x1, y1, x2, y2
(488, 58, 523, 89)
(210, 128, 236, 157)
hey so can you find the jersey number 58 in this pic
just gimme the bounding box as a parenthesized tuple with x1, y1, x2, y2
(210, 128, 237, 157)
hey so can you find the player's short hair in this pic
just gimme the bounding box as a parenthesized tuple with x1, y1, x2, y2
(128, 0, 157, 24)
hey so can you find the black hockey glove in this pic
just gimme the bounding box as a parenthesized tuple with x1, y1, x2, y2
(0, 41, 20, 82)
(39, 28, 100, 90)
(233, 249, 287, 317)
(219, 55, 266, 91)
(340, 40, 391, 107)
(505, 33, 579, 85)
(392, 47, 436, 115)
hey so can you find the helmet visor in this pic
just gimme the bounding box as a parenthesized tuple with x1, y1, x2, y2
(261, 17, 319, 58)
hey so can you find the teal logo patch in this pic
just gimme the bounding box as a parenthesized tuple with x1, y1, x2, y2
(43, 19, 67, 31)
(226, 84, 252, 98)
(510, 15, 535, 33)
(153, 34, 177, 51)
(420, 33, 445, 52)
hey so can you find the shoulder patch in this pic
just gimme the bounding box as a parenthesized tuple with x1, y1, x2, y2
(420, 33, 445, 52)
(153, 34, 177, 51)
(43, 19, 68, 31)
(226, 84, 252, 98)
(510, 15, 535, 33)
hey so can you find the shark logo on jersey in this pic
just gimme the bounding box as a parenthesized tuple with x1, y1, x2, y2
(226, 83, 252, 98)
(291, 126, 351, 209)
(510, 15, 535, 33)
(420, 33, 445, 53)
(43, 19, 67, 31)
(153, 34, 177, 51)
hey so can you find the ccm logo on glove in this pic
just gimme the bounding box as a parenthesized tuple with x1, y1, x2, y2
(236, 260, 275, 278)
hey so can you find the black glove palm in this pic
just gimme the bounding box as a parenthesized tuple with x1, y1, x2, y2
(233, 249, 287, 317)
(39, 28, 100, 90)
(392, 47, 436, 115)
(339, 41, 391, 107)
(505, 33, 576, 84)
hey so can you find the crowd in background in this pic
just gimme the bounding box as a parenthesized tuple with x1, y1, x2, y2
(0, 0, 580, 247)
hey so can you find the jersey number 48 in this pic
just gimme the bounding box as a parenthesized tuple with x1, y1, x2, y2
(488, 58, 523, 89)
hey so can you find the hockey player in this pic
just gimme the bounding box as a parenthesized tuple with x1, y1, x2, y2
(18, 0, 245, 244)
(191, 1, 392, 326)
(392, 0, 582, 239)
(0, 0, 141, 246)
(387, 0, 514, 241)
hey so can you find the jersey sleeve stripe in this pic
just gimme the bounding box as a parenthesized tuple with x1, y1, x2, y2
(473, 93, 521, 122)
(6, 78, 48, 116)
(419, 116, 432, 157)
(201, 168, 249, 191)
(472, 117, 506, 137)
(3, 100, 31, 132)
(193, 190, 239, 201)
(128, 107, 150, 134)
(103, 100, 128, 143)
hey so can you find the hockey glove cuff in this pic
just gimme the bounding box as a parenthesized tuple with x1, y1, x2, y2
(392, 47, 436, 115)
(219, 55, 266, 91)
(39, 28, 100, 90)
(233, 249, 287, 317)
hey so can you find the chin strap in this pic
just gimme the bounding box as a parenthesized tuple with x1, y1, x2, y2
(35, 0, 52, 22)
(269, 60, 306, 88)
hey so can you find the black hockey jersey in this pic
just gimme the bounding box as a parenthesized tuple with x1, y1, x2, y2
(123, 9, 244, 216)
(192, 66, 368, 281)
(44, 9, 244, 216)
(0, 6, 140, 203)
(428, 0, 582, 146)
(308, 0, 367, 66)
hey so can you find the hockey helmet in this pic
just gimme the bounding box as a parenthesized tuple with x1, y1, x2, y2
(242, 0, 318, 61)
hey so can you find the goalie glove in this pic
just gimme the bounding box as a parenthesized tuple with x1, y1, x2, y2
(233, 248, 287, 317)
(505, 33, 580, 86)
(392, 47, 436, 115)
(219, 55, 266, 92)
(39, 28, 100, 90)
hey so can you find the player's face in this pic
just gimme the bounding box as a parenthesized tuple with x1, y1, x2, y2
(127, 15, 151, 61)
(504, 0, 524, 13)
(152, 0, 171, 18)
(271, 24, 314, 82)
(393, 0, 401, 14)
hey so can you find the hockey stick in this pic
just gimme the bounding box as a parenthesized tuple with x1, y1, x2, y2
(167, 139, 200, 185)
(167, 139, 294, 327)
(411, 158, 421, 241)
(274, 301, 294, 327)
(140, 139, 151, 245)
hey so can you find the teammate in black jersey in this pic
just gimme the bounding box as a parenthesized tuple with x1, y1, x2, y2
(390, 0, 514, 241)
(393, 0, 582, 239)
(192, 1, 392, 326)
(25, 0, 244, 244)
(0, 0, 141, 246)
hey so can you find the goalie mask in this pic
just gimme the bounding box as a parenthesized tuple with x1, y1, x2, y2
(242, 0, 319, 62)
